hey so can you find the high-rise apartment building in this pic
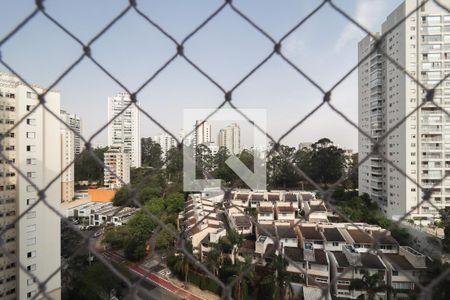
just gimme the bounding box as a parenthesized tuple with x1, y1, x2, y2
(104, 144, 130, 189)
(194, 120, 211, 149)
(0, 72, 61, 299)
(358, 0, 450, 221)
(218, 123, 241, 155)
(153, 133, 177, 158)
(60, 126, 74, 202)
(60, 110, 82, 155)
(107, 93, 141, 168)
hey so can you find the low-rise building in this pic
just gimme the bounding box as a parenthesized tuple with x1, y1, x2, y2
(257, 203, 275, 222)
(329, 245, 388, 300)
(303, 200, 328, 223)
(200, 228, 227, 261)
(276, 204, 296, 223)
(321, 227, 347, 251)
(284, 246, 330, 288)
(345, 227, 398, 254)
(382, 246, 432, 297)
(299, 225, 325, 250)
(255, 224, 299, 262)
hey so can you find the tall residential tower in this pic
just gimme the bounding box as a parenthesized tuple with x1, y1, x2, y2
(358, 0, 450, 221)
(107, 93, 141, 168)
(0, 72, 61, 299)
(60, 110, 81, 155)
(218, 123, 241, 155)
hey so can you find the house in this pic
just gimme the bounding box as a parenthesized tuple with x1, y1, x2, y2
(236, 240, 257, 263)
(276, 204, 296, 223)
(230, 215, 252, 235)
(321, 227, 347, 251)
(303, 200, 328, 222)
(250, 193, 265, 208)
(284, 246, 330, 288)
(284, 193, 299, 210)
(255, 224, 298, 262)
(346, 227, 398, 253)
(329, 245, 388, 300)
(232, 193, 249, 208)
(257, 204, 274, 222)
(200, 228, 227, 261)
(299, 225, 325, 250)
(382, 246, 432, 298)
(268, 193, 281, 202)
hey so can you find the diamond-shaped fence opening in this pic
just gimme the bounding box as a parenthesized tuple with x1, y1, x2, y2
(0, 0, 450, 300)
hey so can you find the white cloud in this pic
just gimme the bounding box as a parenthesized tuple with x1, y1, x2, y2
(334, 0, 387, 52)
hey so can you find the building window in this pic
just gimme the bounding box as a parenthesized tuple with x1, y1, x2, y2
(26, 225, 36, 233)
(27, 211, 36, 219)
(26, 145, 36, 152)
(26, 238, 36, 246)
(27, 251, 36, 258)
(332, 242, 339, 246)
(27, 264, 36, 271)
(26, 158, 37, 165)
(26, 132, 36, 139)
(26, 172, 36, 179)
(27, 278, 36, 286)
(27, 290, 37, 298)
(26, 198, 36, 205)
(393, 270, 399, 276)
(26, 119, 36, 126)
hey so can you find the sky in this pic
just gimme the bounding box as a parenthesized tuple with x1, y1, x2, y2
(0, 0, 406, 151)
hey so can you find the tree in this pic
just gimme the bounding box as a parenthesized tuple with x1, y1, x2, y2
(155, 224, 176, 250)
(213, 147, 238, 186)
(141, 137, 163, 168)
(195, 144, 214, 179)
(166, 146, 183, 182)
(308, 139, 346, 186)
(112, 187, 133, 206)
(74, 147, 108, 183)
(229, 256, 255, 300)
(267, 144, 299, 189)
(348, 270, 392, 300)
(261, 254, 294, 300)
(343, 153, 358, 190)
(439, 208, 450, 253)
(103, 226, 130, 250)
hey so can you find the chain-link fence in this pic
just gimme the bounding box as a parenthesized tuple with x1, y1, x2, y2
(1, 0, 450, 299)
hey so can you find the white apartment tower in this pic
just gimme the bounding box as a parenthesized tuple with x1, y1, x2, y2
(194, 120, 211, 148)
(218, 123, 241, 155)
(153, 133, 177, 158)
(358, 0, 450, 221)
(60, 110, 82, 155)
(60, 127, 74, 202)
(104, 144, 131, 189)
(107, 93, 141, 168)
(0, 73, 61, 299)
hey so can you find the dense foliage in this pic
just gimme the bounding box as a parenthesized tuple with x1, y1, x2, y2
(141, 137, 163, 168)
(74, 147, 108, 183)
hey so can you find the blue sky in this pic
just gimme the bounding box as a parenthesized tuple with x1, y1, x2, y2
(0, 0, 405, 150)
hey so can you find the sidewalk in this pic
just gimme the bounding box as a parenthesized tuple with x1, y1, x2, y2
(129, 264, 205, 300)
(103, 250, 209, 300)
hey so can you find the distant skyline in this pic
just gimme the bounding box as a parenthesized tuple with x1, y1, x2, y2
(0, 0, 407, 151)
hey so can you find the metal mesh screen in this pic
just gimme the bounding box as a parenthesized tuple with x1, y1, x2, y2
(0, 0, 450, 299)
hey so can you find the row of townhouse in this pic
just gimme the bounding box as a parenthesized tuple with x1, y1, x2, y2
(234, 222, 431, 300)
(177, 193, 226, 257)
(228, 191, 328, 227)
